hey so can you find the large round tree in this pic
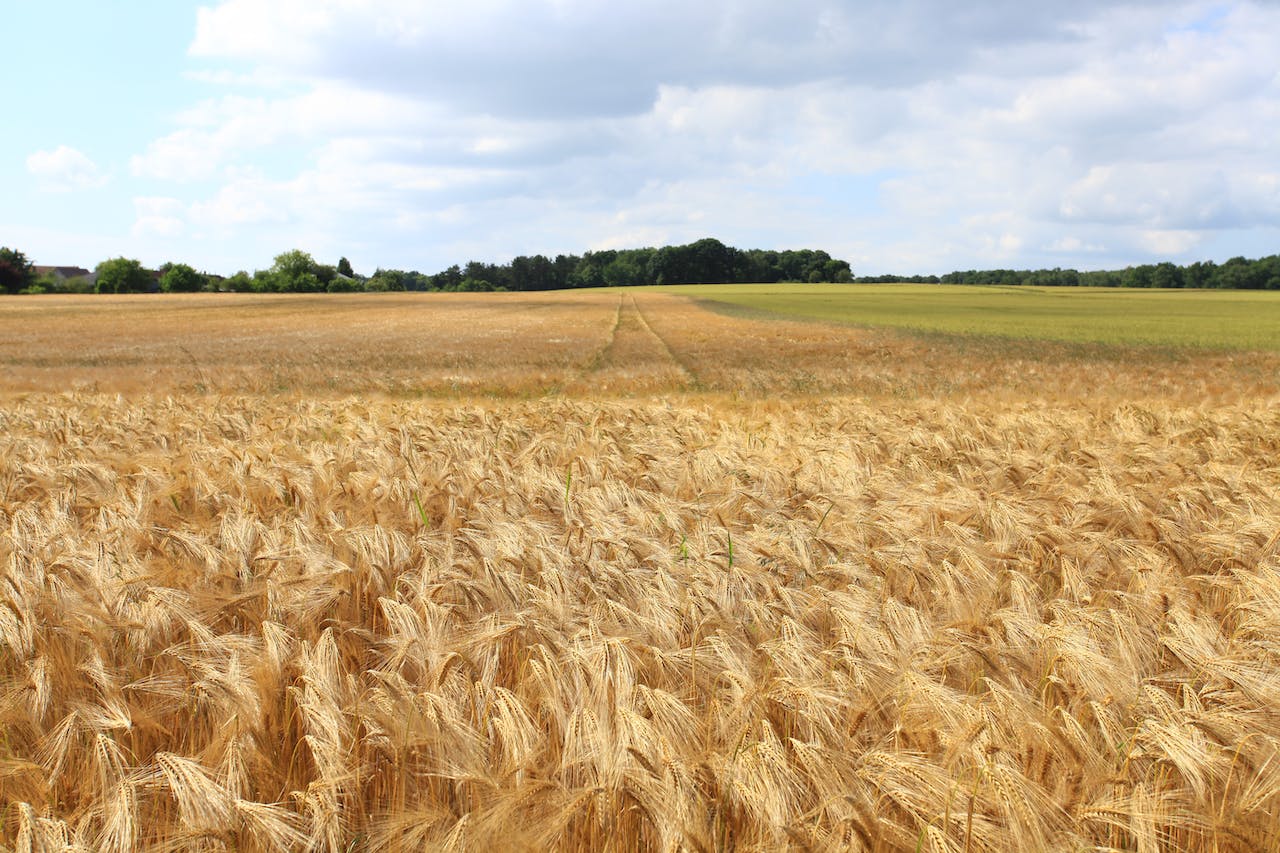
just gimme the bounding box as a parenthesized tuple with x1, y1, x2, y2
(0, 247, 35, 294)
(159, 262, 206, 293)
(95, 257, 154, 293)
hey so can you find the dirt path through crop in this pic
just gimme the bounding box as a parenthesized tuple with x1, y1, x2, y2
(562, 294, 693, 395)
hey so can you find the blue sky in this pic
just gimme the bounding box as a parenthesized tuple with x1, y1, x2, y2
(3, 1, 1279, 277)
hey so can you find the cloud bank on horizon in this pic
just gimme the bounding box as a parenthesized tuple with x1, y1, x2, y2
(8, 0, 1280, 275)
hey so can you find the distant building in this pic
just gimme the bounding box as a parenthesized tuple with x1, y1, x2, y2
(33, 265, 98, 290)
(34, 265, 92, 281)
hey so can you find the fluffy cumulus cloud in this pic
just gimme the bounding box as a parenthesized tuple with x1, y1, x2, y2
(132, 197, 188, 238)
(133, 0, 1280, 272)
(27, 145, 108, 192)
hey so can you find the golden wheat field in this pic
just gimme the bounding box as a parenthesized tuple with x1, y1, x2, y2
(3, 291, 1280, 851)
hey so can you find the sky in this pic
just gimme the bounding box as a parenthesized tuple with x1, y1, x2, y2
(3, 1, 1279, 277)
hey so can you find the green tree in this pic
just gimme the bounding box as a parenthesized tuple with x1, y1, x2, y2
(603, 254, 646, 287)
(1214, 257, 1252, 289)
(326, 275, 360, 292)
(224, 271, 253, 292)
(510, 254, 558, 291)
(1122, 265, 1155, 288)
(569, 255, 607, 288)
(1259, 255, 1280, 290)
(648, 238, 736, 284)
(1151, 262, 1183, 289)
(740, 250, 781, 283)
(462, 260, 510, 290)
(337, 256, 355, 278)
(314, 264, 337, 288)
(646, 246, 678, 285)
(251, 270, 277, 292)
(822, 259, 854, 283)
(159, 262, 206, 293)
(0, 247, 35, 294)
(435, 265, 463, 291)
(52, 273, 97, 293)
(95, 257, 153, 293)
(368, 269, 408, 291)
(270, 250, 322, 292)
(31, 270, 62, 293)
(1183, 260, 1216, 289)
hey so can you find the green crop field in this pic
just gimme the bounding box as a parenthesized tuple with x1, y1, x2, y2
(654, 283, 1280, 351)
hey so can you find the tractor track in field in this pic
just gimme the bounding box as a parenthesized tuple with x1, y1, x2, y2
(629, 294, 699, 388)
(561, 293, 696, 395)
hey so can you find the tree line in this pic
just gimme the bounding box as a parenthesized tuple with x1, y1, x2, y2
(6, 241, 1280, 295)
(0, 239, 852, 295)
(857, 255, 1280, 289)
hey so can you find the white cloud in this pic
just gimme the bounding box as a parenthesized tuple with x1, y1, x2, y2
(1047, 236, 1106, 254)
(26, 145, 107, 191)
(1056, 164, 1255, 229)
(132, 197, 187, 238)
(1140, 229, 1203, 255)
(187, 0, 1194, 118)
(132, 129, 225, 182)
(122, 0, 1280, 273)
(188, 171, 292, 228)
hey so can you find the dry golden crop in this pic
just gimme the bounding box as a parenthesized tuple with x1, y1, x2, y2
(2, 291, 1279, 851)
(2, 291, 1277, 401)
